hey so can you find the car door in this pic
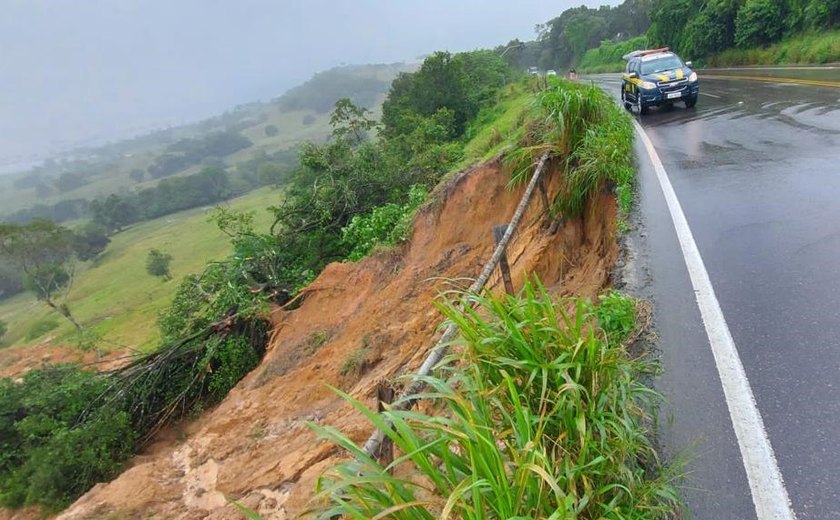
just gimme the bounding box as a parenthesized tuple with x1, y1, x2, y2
(624, 60, 639, 102)
(622, 61, 633, 101)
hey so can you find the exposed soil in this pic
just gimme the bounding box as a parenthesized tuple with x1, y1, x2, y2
(4, 158, 618, 520)
(0, 343, 132, 379)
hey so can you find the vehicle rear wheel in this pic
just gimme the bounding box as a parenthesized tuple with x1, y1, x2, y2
(685, 95, 698, 108)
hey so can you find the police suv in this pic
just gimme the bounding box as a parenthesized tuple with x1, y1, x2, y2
(621, 48, 699, 114)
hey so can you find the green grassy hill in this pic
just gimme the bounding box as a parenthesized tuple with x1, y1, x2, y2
(0, 187, 280, 352)
(0, 64, 412, 217)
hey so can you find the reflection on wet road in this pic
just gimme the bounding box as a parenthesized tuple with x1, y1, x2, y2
(593, 72, 840, 519)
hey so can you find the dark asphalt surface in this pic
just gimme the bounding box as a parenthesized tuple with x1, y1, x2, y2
(593, 72, 840, 519)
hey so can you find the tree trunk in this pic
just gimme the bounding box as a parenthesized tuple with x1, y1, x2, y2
(45, 299, 83, 331)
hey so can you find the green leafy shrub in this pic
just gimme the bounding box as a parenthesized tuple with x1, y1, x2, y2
(341, 185, 427, 261)
(579, 35, 648, 72)
(0, 318, 268, 510)
(708, 29, 840, 66)
(309, 280, 678, 519)
(205, 336, 261, 400)
(0, 366, 136, 509)
(25, 318, 59, 341)
(594, 289, 638, 344)
(736, 0, 785, 48)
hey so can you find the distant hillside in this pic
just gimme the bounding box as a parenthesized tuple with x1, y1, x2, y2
(0, 63, 414, 219)
(277, 63, 411, 113)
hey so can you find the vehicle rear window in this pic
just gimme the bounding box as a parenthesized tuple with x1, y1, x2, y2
(641, 56, 683, 75)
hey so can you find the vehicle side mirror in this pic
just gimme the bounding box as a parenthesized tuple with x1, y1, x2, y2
(685, 61, 693, 68)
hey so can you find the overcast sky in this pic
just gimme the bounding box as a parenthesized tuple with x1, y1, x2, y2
(0, 0, 618, 167)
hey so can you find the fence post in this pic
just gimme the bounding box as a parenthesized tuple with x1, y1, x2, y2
(360, 153, 550, 459)
(374, 380, 395, 471)
(537, 176, 550, 213)
(493, 224, 515, 295)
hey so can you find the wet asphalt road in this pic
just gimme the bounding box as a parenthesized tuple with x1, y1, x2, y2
(593, 73, 840, 519)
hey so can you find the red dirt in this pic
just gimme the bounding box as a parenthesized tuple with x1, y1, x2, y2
(6, 158, 617, 520)
(0, 343, 133, 380)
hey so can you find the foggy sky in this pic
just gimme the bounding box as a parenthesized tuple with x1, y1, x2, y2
(1, 0, 618, 168)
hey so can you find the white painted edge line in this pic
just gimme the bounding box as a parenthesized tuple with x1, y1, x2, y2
(707, 66, 840, 71)
(634, 121, 797, 520)
(699, 91, 722, 99)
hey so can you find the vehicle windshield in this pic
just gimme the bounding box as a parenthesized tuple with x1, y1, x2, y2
(641, 56, 683, 75)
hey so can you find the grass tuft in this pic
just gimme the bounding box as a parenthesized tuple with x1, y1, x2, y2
(505, 80, 635, 221)
(306, 279, 680, 519)
(708, 29, 840, 67)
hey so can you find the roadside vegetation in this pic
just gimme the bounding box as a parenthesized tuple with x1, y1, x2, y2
(579, 35, 649, 73)
(649, 0, 840, 64)
(707, 28, 840, 66)
(309, 282, 677, 519)
(499, 0, 840, 74)
(300, 78, 666, 518)
(0, 49, 519, 511)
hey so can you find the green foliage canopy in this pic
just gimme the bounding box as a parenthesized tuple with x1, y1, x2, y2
(146, 249, 173, 281)
(382, 50, 513, 138)
(648, 0, 840, 57)
(0, 220, 80, 326)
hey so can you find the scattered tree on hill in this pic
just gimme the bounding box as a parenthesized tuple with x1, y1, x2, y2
(129, 168, 145, 183)
(146, 249, 173, 281)
(88, 166, 238, 230)
(302, 114, 316, 125)
(5, 198, 89, 225)
(72, 223, 111, 261)
(0, 220, 82, 330)
(146, 130, 251, 179)
(0, 320, 7, 343)
(256, 161, 286, 186)
(89, 193, 138, 233)
(0, 263, 24, 301)
(54, 172, 88, 193)
(34, 181, 54, 198)
(264, 124, 279, 137)
(13, 174, 44, 190)
(330, 98, 378, 144)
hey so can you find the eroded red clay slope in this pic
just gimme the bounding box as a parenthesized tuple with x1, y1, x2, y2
(50, 158, 617, 520)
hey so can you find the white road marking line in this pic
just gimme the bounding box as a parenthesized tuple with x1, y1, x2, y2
(699, 91, 722, 99)
(709, 66, 840, 71)
(634, 121, 797, 520)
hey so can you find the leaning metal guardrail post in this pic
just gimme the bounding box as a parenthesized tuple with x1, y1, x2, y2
(361, 153, 550, 458)
(493, 224, 515, 295)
